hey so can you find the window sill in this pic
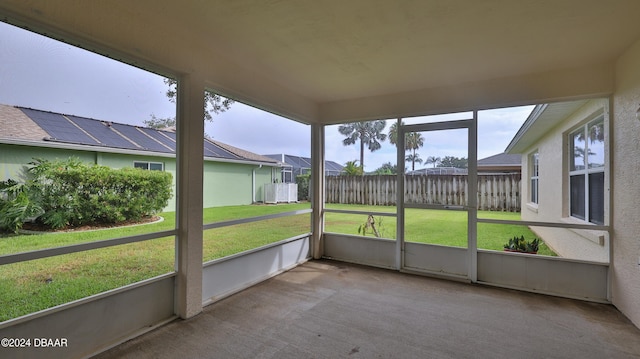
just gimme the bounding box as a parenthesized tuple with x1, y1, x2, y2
(561, 217, 606, 246)
(526, 202, 538, 213)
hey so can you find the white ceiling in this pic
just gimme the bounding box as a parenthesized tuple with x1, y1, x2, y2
(2, 1, 640, 124)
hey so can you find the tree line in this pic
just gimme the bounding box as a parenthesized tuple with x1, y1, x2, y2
(338, 119, 468, 175)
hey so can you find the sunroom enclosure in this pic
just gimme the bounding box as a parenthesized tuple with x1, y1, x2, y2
(1, 101, 611, 359)
(0, 67, 613, 357)
(3, 1, 639, 357)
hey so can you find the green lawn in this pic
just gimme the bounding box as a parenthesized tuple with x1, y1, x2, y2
(0, 203, 309, 321)
(1, 203, 553, 322)
(325, 204, 555, 256)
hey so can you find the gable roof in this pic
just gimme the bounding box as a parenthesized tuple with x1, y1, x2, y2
(0, 104, 278, 166)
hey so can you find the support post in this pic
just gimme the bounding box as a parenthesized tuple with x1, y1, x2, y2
(311, 124, 325, 259)
(175, 74, 205, 318)
(396, 118, 405, 270)
(468, 111, 478, 282)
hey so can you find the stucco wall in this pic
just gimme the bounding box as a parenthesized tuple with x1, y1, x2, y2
(519, 99, 609, 262)
(612, 39, 640, 329)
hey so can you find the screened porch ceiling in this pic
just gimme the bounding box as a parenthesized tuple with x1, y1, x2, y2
(2, 1, 639, 125)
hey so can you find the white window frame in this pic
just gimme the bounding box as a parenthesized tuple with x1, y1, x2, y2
(529, 151, 539, 205)
(568, 115, 605, 225)
(133, 161, 164, 171)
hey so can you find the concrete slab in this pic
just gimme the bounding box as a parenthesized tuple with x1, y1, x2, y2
(94, 260, 640, 358)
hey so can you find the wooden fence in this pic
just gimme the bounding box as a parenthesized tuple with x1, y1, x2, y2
(325, 174, 521, 212)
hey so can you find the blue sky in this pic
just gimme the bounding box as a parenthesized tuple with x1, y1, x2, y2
(0, 21, 532, 171)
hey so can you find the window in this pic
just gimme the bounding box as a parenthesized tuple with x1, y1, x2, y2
(530, 151, 539, 204)
(569, 117, 605, 224)
(134, 161, 164, 171)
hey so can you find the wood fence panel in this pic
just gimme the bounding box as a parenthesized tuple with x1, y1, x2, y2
(325, 174, 521, 211)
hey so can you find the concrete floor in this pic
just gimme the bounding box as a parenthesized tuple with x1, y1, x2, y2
(95, 260, 640, 359)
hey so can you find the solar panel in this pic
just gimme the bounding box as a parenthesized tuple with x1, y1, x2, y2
(20, 108, 100, 145)
(284, 155, 305, 168)
(326, 161, 343, 171)
(203, 140, 240, 159)
(110, 123, 172, 152)
(159, 131, 177, 142)
(66, 115, 135, 149)
(138, 128, 176, 150)
(264, 154, 286, 164)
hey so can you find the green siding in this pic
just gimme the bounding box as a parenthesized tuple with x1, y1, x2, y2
(0, 144, 96, 179)
(203, 162, 274, 207)
(0, 143, 277, 212)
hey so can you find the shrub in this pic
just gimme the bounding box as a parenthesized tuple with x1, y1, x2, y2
(503, 235, 540, 253)
(0, 179, 42, 233)
(296, 171, 310, 201)
(0, 158, 173, 231)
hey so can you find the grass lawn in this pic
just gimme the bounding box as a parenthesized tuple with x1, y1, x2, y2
(325, 204, 555, 256)
(0, 203, 309, 321)
(1, 203, 552, 322)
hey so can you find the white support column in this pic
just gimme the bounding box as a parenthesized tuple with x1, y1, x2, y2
(175, 74, 205, 319)
(396, 118, 405, 270)
(468, 111, 478, 282)
(311, 123, 325, 259)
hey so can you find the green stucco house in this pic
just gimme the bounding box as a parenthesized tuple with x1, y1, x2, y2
(0, 104, 281, 211)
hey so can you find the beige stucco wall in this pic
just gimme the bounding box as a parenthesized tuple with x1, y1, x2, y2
(519, 99, 609, 262)
(612, 39, 640, 329)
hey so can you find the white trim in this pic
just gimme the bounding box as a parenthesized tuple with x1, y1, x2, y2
(567, 115, 606, 225)
(529, 150, 539, 204)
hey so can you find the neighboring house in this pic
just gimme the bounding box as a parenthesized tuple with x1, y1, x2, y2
(263, 153, 344, 182)
(505, 98, 609, 262)
(408, 153, 520, 175)
(0, 104, 280, 211)
(477, 153, 521, 173)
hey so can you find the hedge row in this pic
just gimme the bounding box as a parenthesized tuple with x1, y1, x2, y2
(0, 158, 173, 232)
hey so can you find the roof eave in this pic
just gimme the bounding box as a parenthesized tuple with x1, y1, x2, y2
(504, 104, 547, 154)
(1, 138, 279, 166)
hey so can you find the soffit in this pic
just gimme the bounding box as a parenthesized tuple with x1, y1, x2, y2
(1, 1, 639, 124)
(505, 99, 590, 154)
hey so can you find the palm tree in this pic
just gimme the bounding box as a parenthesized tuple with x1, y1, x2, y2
(388, 119, 409, 150)
(342, 160, 364, 176)
(405, 153, 423, 171)
(405, 132, 424, 171)
(389, 121, 425, 170)
(338, 120, 387, 169)
(425, 156, 441, 168)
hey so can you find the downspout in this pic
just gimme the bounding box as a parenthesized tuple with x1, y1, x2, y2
(252, 164, 263, 203)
